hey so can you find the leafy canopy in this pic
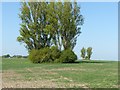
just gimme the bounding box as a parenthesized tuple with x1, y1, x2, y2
(17, 1, 84, 51)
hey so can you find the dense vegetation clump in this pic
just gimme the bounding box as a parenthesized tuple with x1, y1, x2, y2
(29, 47, 52, 63)
(29, 47, 61, 63)
(50, 46, 61, 61)
(58, 49, 77, 63)
(29, 48, 77, 63)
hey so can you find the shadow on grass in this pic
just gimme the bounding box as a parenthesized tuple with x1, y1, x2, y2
(79, 60, 110, 63)
(62, 60, 115, 64)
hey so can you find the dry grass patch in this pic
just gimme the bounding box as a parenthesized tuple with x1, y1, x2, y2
(2, 80, 58, 88)
(2, 70, 22, 82)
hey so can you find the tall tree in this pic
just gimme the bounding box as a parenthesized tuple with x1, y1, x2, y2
(17, 1, 84, 51)
(59, 1, 84, 50)
(86, 47, 92, 60)
(81, 47, 86, 59)
(45, 1, 62, 50)
(17, 2, 51, 51)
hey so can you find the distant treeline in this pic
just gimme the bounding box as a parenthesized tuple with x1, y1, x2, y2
(2, 54, 28, 58)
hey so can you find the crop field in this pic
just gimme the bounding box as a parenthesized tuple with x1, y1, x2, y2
(1, 58, 118, 88)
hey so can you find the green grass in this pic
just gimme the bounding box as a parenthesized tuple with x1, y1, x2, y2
(2, 58, 118, 88)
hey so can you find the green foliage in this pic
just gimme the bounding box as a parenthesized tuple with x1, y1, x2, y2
(59, 49, 77, 63)
(18, 1, 84, 63)
(29, 46, 61, 63)
(12, 55, 22, 58)
(50, 46, 61, 61)
(80, 47, 93, 60)
(2, 54, 10, 58)
(28, 49, 40, 63)
(87, 47, 92, 60)
(81, 47, 86, 59)
(60, 2, 84, 50)
(85, 56, 88, 60)
(17, 2, 50, 51)
(29, 47, 52, 63)
(17, 1, 84, 52)
(29, 48, 77, 63)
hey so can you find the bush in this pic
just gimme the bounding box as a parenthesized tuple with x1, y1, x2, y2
(29, 47, 52, 63)
(28, 49, 40, 63)
(29, 47, 61, 63)
(29, 47, 77, 63)
(59, 49, 77, 63)
(50, 46, 61, 62)
(40, 47, 52, 63)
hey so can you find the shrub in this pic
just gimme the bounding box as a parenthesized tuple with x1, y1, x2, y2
(39, 47, 52, 63)
(29, 47, 52, 63)
(28, 49, 40, 63)
(50, 46, 61, 62)
(59, 49, 77, 63)
(54, 59, 61, 63)
(29, 47, 77, 63)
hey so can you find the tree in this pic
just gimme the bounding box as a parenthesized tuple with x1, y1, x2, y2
(2, 54, 10, 58)
(45, 1, 62, 50)
(17, 2, 51, 51)
(12, 55, 22, 58)
(60, 2, 84, 50)
(17, 1, 84, 52)
(86, 47, 92, 60)
(81, 47, 86, 59)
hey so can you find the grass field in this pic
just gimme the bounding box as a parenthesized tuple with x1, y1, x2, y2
(2, 58, 118, 88)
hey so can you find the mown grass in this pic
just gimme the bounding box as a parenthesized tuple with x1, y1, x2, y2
(2, 58, 118, 88)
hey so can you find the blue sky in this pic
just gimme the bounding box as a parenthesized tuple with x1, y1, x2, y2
(1, 2, 118, 60)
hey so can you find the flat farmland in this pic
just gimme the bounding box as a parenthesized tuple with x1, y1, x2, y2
(2, 58, 118, 88)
